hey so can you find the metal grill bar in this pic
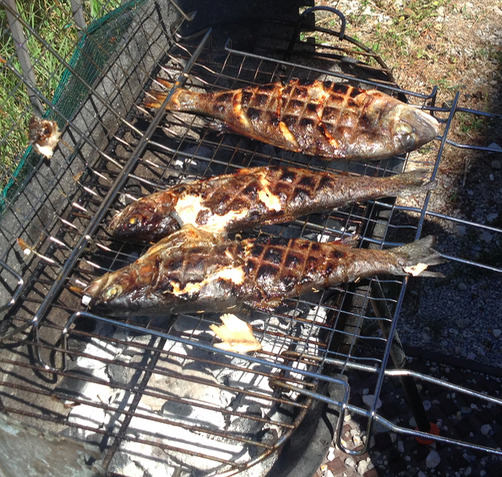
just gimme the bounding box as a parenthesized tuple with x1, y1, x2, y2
(1, 5, 501, 475)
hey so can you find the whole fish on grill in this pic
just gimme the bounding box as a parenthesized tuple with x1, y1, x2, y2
(109, 166, 435, 243)
(83, 228, 443, 315)
(144, 78, 439, 161)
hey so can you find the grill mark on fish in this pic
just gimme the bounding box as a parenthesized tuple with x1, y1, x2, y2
(109, 166, 436, 243)
(145, 78, 439, 160)
(84, 231, 443, 315)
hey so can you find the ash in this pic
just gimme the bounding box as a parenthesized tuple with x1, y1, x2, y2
(59, 305, 329, 476)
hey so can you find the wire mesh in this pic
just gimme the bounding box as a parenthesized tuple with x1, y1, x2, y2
(0, 1, 501, 475)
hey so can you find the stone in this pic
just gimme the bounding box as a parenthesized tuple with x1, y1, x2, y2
(345, 456, 356, 468)
(326, 446, 336, 461)
(362, 394, 382, 409)
(490, 158, 502, 169)
(356, 459, 369, 474)
(493, 329, 501, 338)
(456, 318, 469, 329)
(426, 449, 441, 469)
(481, 424, 492, 436)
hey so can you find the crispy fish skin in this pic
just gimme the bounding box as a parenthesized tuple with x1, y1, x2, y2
(109, 166, 435, 242)
(83, 230, 443, 316)
(144, 78, 439, 160)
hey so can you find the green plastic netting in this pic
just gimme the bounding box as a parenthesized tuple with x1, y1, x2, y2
(1, 0, 146, 206)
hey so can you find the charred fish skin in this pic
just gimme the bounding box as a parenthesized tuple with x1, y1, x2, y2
(83, 229, 247, 315)
(145, 78, 440, 160)
(240, 235, 443, 310)
(83, 231, 443, 315)
(109, 166, 435, 243)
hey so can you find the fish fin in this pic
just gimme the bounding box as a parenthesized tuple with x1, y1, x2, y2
(144, 225, 220, 256)
(245, 297, 284, 312)
(391, 169, 437, 195)
(144, 78, 178, 108)
(144, 90, 168, 109)
(338, 234, 359, 247)
(155, 77, 174, 89)
(392, 236, 445, 277)
(324, 235, 359, 248)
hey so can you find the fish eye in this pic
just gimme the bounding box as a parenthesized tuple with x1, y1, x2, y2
(396, 122, 413, 135)
(129, 216, 139, 226)
(104, 284, 122, 299)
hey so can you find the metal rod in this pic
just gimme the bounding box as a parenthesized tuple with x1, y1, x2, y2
(3, 0, 44, 116)
(224, 39, 437, 101)
(371, 281, 431, 432)
(69, 0, 87, 35)
(32, 28, 214, 370)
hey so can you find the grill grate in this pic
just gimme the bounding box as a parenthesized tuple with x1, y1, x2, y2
(1, 1, 502, 475)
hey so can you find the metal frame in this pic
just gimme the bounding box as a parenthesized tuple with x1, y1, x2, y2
(1, 3, 501, 475)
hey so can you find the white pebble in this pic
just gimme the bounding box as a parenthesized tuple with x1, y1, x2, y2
(397, 440, 405, 453)
(423, 399, 432, 411)
(326, 447, 336, 461)
(390, 432, 397, 443)
(357, 459, 369, 474)
(426, 449, 441, 469)
(493, 329, 501, 338)
(345, 456, 356, 468)
(352, 434, 362, 446)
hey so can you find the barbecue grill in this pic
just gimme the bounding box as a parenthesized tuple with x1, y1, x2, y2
(1, 1, 501, 475)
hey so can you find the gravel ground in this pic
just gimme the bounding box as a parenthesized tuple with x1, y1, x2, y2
(315, 353, 502, 477)
(312, 1, 502, 475)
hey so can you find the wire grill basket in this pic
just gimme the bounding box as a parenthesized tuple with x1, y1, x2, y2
(1, 1, 501, 475)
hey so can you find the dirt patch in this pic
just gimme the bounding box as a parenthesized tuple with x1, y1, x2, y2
(311, 0, 502, 368)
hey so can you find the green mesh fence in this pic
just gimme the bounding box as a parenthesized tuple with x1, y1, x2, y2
(1, 0, 147, 207)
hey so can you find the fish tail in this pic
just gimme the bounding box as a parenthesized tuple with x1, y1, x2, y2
(144, 78, 197, 110)
(391, 236, 445, 277)
(389, 169, 437, 195)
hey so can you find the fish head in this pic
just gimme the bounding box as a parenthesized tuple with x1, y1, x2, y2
(82, 271, 133, 313)
(353, 91, 440, 159)
(82, 259, 159, 314)
(385, 102, 440, 154)
(108, 196, 180, 242)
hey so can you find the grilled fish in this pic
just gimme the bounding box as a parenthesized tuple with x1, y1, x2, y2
(109, 166, 435, 243)
(144, 78, 439, 160)
(83, 228, 443, 315)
